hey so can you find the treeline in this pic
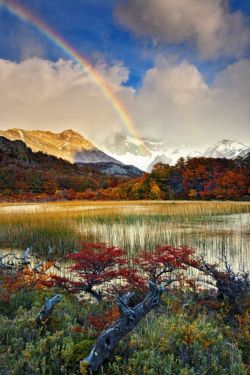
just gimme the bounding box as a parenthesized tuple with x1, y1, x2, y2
(104, 155, 250, 200)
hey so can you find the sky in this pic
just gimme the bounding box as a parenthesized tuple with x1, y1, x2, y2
(0, 0, 249, 149)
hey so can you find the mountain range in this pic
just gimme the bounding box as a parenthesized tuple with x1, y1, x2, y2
(0, 129, 142, 178)
(204, 140, 250, 159)
(103, 133, 250, 171)
(0, 135, 122, 200)
(0, 128, 249, 172)
(0, 128, 119, 165)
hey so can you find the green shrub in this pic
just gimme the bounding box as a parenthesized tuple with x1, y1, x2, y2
(0, 288, 248, 375)
(103, 312, 247, 375)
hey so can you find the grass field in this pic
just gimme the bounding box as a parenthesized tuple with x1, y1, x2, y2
(0, 200, 249, 271)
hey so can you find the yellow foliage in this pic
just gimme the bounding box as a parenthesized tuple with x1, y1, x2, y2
(150, 181, 162, 199)
(188, 189, 198, 199)
(79, 361, 89, 375)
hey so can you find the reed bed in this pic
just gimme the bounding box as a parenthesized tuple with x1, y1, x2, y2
(0, 201, 249, 270)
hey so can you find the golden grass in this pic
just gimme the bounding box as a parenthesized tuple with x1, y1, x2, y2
(1, 200, 249, 217)
(0, 201, 249, 270)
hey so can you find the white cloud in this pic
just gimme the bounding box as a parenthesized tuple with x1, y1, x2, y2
(131, 57, 250, 147)
(0, 57, 249, 149)
(131, 58, 210, 144)
(116, 0, 250, 59)
(95, 60, 130, 86)
(0, 58, 132, 143)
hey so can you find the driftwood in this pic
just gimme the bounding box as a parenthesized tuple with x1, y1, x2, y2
(0, 247, 32, 271)
(36, 294, 62, 326)
(20, 247, 32, 266)
(82, 281, 164, 373)
(0, 254, 12, 270)
(0, 246, 60, 273)
(0, 253, 20, 270)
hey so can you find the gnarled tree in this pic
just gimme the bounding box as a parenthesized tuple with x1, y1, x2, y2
(80, 244, 198, 373)
(195, 256, 250, 314)
(82, 281, 164, 373)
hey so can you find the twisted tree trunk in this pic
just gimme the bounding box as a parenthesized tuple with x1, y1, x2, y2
(82, 281, 163, 373)
(36, 294, 62, 326)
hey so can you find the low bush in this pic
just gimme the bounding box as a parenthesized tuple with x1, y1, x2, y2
(0, 288, 249, 374)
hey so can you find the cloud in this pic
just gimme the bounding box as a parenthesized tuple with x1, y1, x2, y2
(0, 57, 249, 149)
(116, 0, 250, 59)
(131, 58, 210, 143)
(0, 58, 132, 143)
(95, 60, 130, 86)
(131, 57, 250, 147)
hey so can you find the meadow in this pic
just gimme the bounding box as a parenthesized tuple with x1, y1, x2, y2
(0, 200, 249, 270)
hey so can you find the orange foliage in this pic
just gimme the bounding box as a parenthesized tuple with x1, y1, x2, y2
(87, 306, 120, 333)
(0, 262, 55, 303)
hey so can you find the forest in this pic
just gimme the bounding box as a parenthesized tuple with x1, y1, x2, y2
(105, 155, 250, 201)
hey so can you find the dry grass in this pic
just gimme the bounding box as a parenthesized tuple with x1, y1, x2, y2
(0, 201, 249, 271)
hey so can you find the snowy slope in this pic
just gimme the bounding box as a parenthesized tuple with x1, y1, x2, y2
(104, 134, 249, 171)
(103, 133, 201, 171)
(204, 139, 248, 159)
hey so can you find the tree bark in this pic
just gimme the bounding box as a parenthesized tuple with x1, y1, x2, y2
(83, 285, 103, 302)
(36, 294, 62, 326)
(82, 281, 163, 373)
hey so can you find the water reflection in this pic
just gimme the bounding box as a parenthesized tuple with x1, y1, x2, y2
(77, 214, 250, 272)
(0, 203, 249, 273)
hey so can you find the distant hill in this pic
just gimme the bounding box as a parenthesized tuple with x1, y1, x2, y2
(0, 135, 249, 202)
(2, 128, 248, 173)
(0, 128, 120, 164)
(0, 136, 139, 201)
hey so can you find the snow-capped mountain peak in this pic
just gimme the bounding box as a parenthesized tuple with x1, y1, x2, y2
(103, 133, 249, 171)
(104, 133, 151, 157)
(204, 139, 248, 159)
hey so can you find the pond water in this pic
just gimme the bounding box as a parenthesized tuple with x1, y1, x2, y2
(0, 201, 249, 272)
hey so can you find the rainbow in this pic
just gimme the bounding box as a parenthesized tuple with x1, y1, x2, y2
(0, 0, 146, 149)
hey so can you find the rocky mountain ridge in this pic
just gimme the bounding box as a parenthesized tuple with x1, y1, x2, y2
(0, 134, 142, 178)
(0, 128, 119, 165)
